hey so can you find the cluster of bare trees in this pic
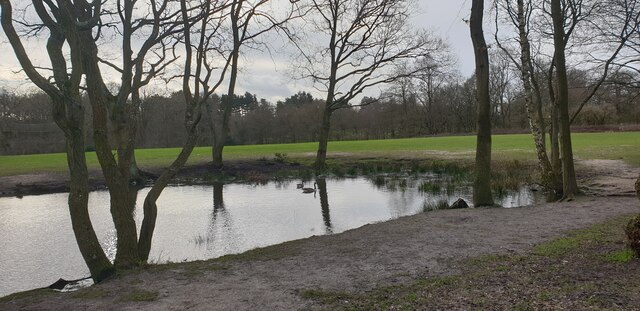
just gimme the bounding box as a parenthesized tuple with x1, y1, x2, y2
(490, 0, 640, 199)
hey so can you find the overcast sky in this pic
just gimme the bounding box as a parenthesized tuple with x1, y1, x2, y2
(0, 0, 477, 102)
(420, 0, 475, 75)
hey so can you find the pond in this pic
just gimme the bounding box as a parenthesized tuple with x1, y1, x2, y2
(0, 175, 546, 297)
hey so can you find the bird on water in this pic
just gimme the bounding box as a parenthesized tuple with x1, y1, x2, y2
(302, 182, 317, 193)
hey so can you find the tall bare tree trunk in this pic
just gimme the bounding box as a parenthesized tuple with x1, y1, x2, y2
(548, 64, 563, 193)
(470, 0, 494, 206)
(212, 89, 233, 167)
(81, 35, 142, 269)
(315, 107, 332, 171)
(551, 0, 579, 199)
(515, 0, 555, 188)
(551, 104, 562, 187)
(61, 99, 115, 281)
(212, 0, 242, 168)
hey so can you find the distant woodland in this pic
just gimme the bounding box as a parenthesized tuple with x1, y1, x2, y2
(2, 66, 639, 155)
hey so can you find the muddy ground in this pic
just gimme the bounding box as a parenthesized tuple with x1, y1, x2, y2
(0, 159, 639, 310)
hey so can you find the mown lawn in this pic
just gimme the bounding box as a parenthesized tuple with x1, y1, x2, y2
(1, 131, 639, 176)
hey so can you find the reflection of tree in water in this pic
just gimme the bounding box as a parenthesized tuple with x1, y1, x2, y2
(386, 188, 419, 218)
(494, 187, 548, 208)
(368, 176, 419, 192)
(316, 179, 333, 234)
(366, 176, 421, 217)
(205, 182, 241, 255)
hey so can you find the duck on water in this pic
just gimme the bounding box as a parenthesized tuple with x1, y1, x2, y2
(302, 182, 317, 193)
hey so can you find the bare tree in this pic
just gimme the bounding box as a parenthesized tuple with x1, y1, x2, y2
(0, 0, 114, 281)
(210, 0, 298, 168)
(139, 0, 230, 261)
(549, 0, 580, 199)
(415, 49, 458, 133)
(494, 0, 559, 191)
(470, 0, 494, 206)
(78, 0, 187, 268)
(569, 0, 640, 124)
(1, 0, 214, 278)
(295, 0, 440, 170)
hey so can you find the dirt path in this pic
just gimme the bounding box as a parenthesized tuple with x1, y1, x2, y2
(1, 159, 639, 310)
(577, 159, 639, 196)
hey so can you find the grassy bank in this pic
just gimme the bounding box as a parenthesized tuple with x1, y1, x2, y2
(1, 132, 639, 176)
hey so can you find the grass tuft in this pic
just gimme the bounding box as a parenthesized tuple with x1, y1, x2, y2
(72, 288, 109, 299)
(121, 289, 158, 302)
(604, 248, 635, 263)
(422, 198, 450, 212)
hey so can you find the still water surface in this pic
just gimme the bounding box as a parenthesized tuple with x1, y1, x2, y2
(0, 176, 544, 297)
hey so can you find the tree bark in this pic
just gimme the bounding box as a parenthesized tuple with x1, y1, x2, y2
(81, 35, 141, 269)
(550, 104, 562, 190)
(470, 0, 494, 206)
(212, 0, 242, 168)
(636, 175, 640, 199)
(62, 98, 115, 281)
(315, 107, 332, 171)
(551, 0, 579, 199)
(513, 0, 556, 189)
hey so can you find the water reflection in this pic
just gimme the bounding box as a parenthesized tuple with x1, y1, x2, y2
(316, 179, 333, 234)
(203, 182, 241, 255)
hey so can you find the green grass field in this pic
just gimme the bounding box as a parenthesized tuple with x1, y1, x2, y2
(1, 132, 639, 176)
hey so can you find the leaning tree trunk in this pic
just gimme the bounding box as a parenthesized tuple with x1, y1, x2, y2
(138, 120, 200, 261)
(470, 0, 494, 206)
(551, 0, 579, 199)
(315, 106, 332, 171)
